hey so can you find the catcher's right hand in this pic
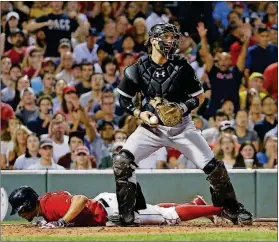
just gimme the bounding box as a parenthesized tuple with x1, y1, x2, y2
(139, 111, 158, 128)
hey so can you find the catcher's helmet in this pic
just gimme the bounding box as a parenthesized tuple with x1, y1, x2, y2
(9, 186, 39, 215)
(148, 23, 181, 60)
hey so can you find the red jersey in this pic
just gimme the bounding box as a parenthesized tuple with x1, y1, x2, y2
(39, 191, 107, 226)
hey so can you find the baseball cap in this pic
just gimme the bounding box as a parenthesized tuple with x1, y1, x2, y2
(1, 103, 15, 130)
(75, 145, 89, 155)
(40, 138, 53, 148)
(42, 57, 55, 66)
(59, 38, 71, 48)
(219, 121, 235, 132)
(20, 87, 35, 98)
(97, 120, 114, 131)
(63, 86, 77, 94)
(7, 11, 20, 21)
(111, 142, 125, 153)
(249, 72, 264, 81)
(88, 28, 99, 37)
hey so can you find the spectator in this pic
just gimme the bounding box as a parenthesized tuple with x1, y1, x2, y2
(73, 145, 93, 170)
(27, 95, 53, 138)
(102, 56, 120, 89)
(89, 2, 114, 33)
(116, 15, 129, 38)
(24, 1, 81, 57)
(52, 79, 67, 113)
(145, 2, 169, 31)
(126, 3, 146, 25)
(34, 29, 47, 51)
(13, 133, 40, 170)
(96, 21, 122, 56)
(71, 62, 83, 86)
(23, 47, 44, 79)
(234, 143, 262, 169)
(75, 62, 93, 95)
(95, 46, 109, 73)
(65, 2, 88, 24)
(245, 27, 278, 79)
(37, 72, 56, 98)
(270, 24, 278, 47)
(79, 73, 104, 113)
(16, 87, 39, 124)
(138, 147, 168, 169)
(254, 95, 278, 142)
(55, 51, 75, 85)
(202, 111, 229, 144)
(7, 125, 31, 169)
(192, 114, 208, 131)
(214, 134, 238, 169)
(113, 129, 128, 143)
(97, 120, 115, 148)
(239, 72, 267, 109)
(1, 56, 12, 90)
(73, 28, 99, 64)
(220, 99, 235, 121)
(198, 21, 249, 116)
(264, 124, 278, 140)
(3, 11, 21, 52)
(213, 2, 234, 29)
(256, 136, 277, 168)
(249, 96, 264, 128)
(10, 75, 30, 110)
(55, 39, 72, 65)
(263, 62, 278, 100)
(133, 17, 148, 53)
(234, 109, 259, 150)
(27, 137, 65, 170)
(1, 64, 22, 103)
(262, 2, 277, 28)
(95, 95, 120, 126)
(4, 29, 27, 65)
(48, 118, 70, 163)
(0, 117, 20, 169)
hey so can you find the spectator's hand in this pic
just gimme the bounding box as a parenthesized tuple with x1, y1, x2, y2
(197, 22, 207, 38)
(95, 110, 105, 120)
(68, 11, 78, 20)
(46, 20, 56, 28)
(241, 24, 252, 42)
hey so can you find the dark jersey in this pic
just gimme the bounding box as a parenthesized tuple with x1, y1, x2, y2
(118, 55, 203, 105)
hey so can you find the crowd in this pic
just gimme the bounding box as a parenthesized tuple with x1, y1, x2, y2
(0, 1, 278, 170)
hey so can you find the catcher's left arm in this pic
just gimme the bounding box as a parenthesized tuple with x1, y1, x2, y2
(40, 195, 88, 228)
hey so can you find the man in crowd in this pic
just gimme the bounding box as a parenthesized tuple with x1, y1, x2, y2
(74, 28, 99, 64)
(254, 95, 278, 142)
(25, 1, 83, 57)
(1, 56, 12, 90)
(97, 120, 115, 149)
(37, 72, 56, 98)
(75, 62, 94, 95)
(198, 22, 249, 116)
(79, 73, 104, 113)
(27, 95, 53, 138)
(245, 27, 278, 79)
(27, 138, 65, 170)
(4, 29, 27, 65)
(16, 87, 39, 124)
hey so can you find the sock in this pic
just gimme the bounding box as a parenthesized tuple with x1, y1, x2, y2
(175, 205, 222, 221)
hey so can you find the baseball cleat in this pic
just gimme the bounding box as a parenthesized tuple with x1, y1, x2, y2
(222, 203, 253, 225)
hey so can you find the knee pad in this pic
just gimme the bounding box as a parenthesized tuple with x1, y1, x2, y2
(113, 149, 135, 180)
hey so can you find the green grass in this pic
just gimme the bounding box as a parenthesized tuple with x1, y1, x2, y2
(2, 231, 277, 241)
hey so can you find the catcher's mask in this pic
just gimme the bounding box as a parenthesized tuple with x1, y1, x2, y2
(9, 186, 39, 216)
(148, 23, 181, 60)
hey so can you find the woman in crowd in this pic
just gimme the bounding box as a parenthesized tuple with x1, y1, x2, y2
(262, 2, 277, 27)
(7, 125, 32, 169)
(257, 136, 278, 168)
(0, 117, 21, 169)
(52, 79, 67, 113)
(248, 96, 264, 128)
(214, 134, 238, 169)
(101, 56, 120, 89)
(126, 2, 146, 25)
(13, 133, 40, 170)
(12, 75, 30, 111)
(234, 143, 263, 169)
(73, 145, 93, 170)
(133, 17, 148, 53)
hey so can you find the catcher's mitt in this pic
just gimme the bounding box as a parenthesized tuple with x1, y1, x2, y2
(149, 97, 183, 127)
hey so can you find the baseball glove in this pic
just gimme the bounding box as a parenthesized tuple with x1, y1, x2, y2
(149, 97, 183, 127)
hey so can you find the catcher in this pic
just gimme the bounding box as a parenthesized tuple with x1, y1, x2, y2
(114, 22, 252, 226)
(9, 186, 224, 228)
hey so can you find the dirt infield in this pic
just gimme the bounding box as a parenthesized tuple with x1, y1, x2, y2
(2, 220, 277, 237)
